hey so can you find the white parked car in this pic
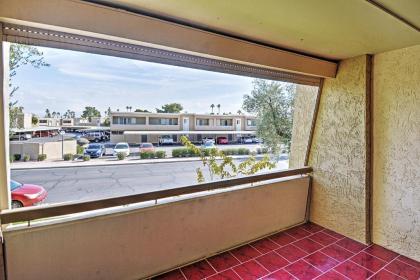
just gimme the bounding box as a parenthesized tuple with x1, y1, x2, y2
(158, 135, 174, 145)
(113, 142, 130, 156)
(202, 137, 215, 144)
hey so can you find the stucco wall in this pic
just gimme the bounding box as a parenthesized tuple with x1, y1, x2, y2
(308, 55, 368, 243)
(4, 177, 309, 280)
(289, 84, 319, 168)
(372, 45, 420, 261)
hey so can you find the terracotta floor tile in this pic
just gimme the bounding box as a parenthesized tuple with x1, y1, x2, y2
(304, 251, 339, 272)
(385, 260, 420, 280)
(301, 223, 324, 234)
(250, 238, 280, 254)
(322, 229, 346, 240)
(256, 251, 289, 272)
(285, 260, 322, 280)
(293, 238, 324, 254)
(233, 260, 268, 280)
(269, 232, 296, 246)
(207, 252, 240, 272)
(262, 269, 296, 280)
(335, 238, 367, 253)
(364, 245, 399, 262)
(321, 244, 354, 262)
(230, 244, 261, 262)
(335, 261, 373, 279)
(396, 255, 420, 270)
(181, 260, 216, 280)
(309, 232, 338, 246)
(351, 251, 386, 272)
(370, 269, 404, 280)
(153, 269, 185, 280)
(207, 269, 241, 280)
(285, 227, 312, 240)
(316, 270, 348, 280)
(276, 244, 308, 262)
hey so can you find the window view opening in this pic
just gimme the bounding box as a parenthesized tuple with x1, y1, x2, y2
(7, 43, 318, 209)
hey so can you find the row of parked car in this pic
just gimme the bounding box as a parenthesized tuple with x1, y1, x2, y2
(201, 136, 261, 145)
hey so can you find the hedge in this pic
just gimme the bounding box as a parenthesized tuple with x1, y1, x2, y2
(37, 154, 47, 161)
(63, 153, 74, 161)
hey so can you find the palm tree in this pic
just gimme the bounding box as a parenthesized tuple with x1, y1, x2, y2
(217, 104, 221, 114)
(237, 110, 242, 115)
(45, 108, 51, 118)
(210, 104, 215, 114)
(126, 106, 129, 112)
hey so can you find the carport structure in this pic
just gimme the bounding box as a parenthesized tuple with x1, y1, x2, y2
(0, 1, 419, 279)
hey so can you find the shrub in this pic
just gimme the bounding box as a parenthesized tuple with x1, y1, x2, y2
(181, 148, 190, 157)
(172, 148, 182, 158)
(13, 154, 21, 161)
(238, 148, 250, 155)
(116, 152, 126, 160)
(23, 154, 30, 162)
(63, 153, 73, 161)
(82, 155, 90, 161)
(156, 150, 166, 158)
(76, 145, 84, 155)
(9, 155, 14, 163)
(140, 151, 155, 159)
(201, 148, 211, 156)
(37, 154, 47, 161)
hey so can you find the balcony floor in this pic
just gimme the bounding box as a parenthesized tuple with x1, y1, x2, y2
(152, 223, 420, 280)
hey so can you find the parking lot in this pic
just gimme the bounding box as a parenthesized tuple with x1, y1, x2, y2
(11, 159, 288, 204)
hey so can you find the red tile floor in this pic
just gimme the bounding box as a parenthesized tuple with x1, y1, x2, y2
(152, 223, 420, 280)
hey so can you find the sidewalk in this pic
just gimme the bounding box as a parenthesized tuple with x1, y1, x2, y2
(10, 154, 267, 170)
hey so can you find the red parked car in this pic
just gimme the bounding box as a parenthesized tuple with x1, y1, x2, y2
(217, 136, 229, 144)
(10, 180, 47, 208)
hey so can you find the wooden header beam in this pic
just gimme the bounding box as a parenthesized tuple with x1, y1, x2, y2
(0, 0, 337, 78)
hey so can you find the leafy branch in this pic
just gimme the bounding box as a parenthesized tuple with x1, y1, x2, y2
(180, 136, 275, 183)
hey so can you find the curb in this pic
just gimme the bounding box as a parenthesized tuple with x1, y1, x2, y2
(11, 155, 266, 171)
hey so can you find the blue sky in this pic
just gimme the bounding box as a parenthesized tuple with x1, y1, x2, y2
(11, 46, 255, 117)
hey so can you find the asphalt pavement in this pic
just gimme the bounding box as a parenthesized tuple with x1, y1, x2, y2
(11, 160, 288, 204)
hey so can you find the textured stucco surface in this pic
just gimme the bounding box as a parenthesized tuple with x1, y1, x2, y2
(372, 45, 420, 261)
(308, 56, 367, 243)
(289, 85, 318, 168)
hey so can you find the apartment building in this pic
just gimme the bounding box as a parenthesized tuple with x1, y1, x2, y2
(110, 112, 257, 143)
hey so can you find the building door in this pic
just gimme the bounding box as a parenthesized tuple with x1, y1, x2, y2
(141, 135, 147, 143)
(235, 119, 241, 131)
(183, 117, 189, 131)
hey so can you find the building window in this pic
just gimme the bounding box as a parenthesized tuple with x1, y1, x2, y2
(247, 119, 257, 126)
(218, 119, 233, 126)
(149, 117, 178, 125)
(196, 119, 210, 126)
(111, 130, 123, 135)
(112, 117, 146, 125)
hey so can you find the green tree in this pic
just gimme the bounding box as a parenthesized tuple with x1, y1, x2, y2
(135, 108, 150, 113)
(63, 109, 75, 119)
(156, 103, 183, 113)
(45, 108, 51, 118)
(9, 44, 49, 133)
(31, 115, 39, 126)
(242, 79, 295, 152)
(180, 136, 275, 183)
(81, 106, 101, 121)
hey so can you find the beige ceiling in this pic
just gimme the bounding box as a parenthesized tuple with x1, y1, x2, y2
(89, 0, 420, 60)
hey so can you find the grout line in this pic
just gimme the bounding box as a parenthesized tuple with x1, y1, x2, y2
(204, 258, 218, 277)
(331, 269, 352, 280)
(301, 258, 324, 273)
(347, 259, 377, 274)
(393, 256, 420, 271)
(179, 268, 188, 280)
(366, 254, 402, 280)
